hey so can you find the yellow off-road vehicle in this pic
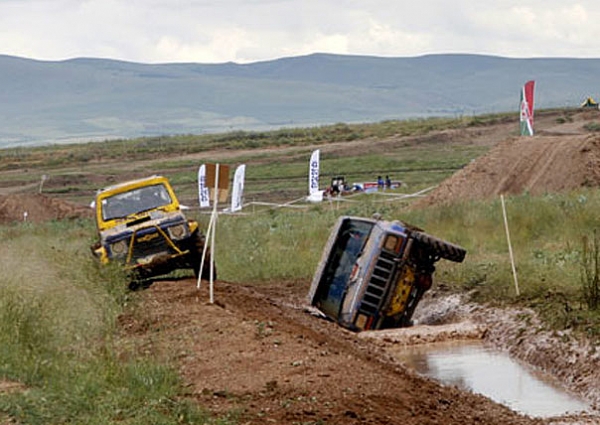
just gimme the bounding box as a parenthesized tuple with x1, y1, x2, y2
(91, 175, 212, 282)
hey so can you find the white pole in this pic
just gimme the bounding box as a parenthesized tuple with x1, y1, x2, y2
(209, 164, 220, 304)
(196, 211, 214, 290)
(501, 194, 520, 296)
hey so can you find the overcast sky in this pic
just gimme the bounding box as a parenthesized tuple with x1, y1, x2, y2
(1, 0, 599, 64)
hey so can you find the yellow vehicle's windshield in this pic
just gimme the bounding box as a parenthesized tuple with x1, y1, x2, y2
(101, 183, 172, 221)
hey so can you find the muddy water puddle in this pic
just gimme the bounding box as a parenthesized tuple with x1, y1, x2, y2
(392, 341, 589, 418)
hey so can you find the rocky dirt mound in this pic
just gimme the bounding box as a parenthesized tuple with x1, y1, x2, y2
(416, 133, 600, 207)
(0, 193, 92, 224)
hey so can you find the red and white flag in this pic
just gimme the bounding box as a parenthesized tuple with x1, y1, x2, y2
(520, 80, 535, 136)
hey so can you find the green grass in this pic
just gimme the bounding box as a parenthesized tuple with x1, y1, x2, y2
(0, 221, 229, 425)
(398, 190, 600, 336)
(214, 208, 336, 282)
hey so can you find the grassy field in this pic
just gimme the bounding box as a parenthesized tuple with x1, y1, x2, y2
(0, 112, 516, 205)
(1, 109, 599, 423)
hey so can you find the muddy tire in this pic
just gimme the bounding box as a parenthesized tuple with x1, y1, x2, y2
(190, 231, 217, 281)
(412, 231, 466, 263)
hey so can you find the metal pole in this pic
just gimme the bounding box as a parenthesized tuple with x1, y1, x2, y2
(501, 194, 520, 296)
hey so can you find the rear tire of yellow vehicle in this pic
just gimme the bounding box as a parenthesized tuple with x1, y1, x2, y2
(191, 231, 217, 281)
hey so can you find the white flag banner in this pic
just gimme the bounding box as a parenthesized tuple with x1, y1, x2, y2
(198, 164, 210, 208)
(309, 149, 320, 195)
(231, 164, 246, 212)
(307, 149, 323, 203)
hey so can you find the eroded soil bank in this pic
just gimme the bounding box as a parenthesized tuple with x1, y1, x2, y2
(118, 279, 599, 425)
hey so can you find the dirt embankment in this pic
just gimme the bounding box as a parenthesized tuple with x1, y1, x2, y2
(0, 193, 92, 224)
(416, 133, 600, 207)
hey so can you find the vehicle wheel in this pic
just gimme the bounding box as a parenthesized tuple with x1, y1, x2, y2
(412, 231, 466, 263)
(190, 231, 217, 281)
(128, 270, 153, 290)
(382, 313, 413, 329)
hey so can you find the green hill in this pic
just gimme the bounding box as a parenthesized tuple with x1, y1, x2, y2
(1, 53, 599, 147)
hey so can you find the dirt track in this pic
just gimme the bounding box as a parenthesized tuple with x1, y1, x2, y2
(119, 278, 550, 425)
(117, 278, 600, 424)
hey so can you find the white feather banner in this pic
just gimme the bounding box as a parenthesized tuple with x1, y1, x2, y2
(198, 164, 210, 208)
(231, 164, 246, 212)
(309, 149, 320, 192)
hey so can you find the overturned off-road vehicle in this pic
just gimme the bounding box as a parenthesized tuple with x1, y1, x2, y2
(308, 215, 466, 331)
(91, 175, 213, 282)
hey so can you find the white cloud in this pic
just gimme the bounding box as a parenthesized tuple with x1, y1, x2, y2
(1, 0, 600, 63)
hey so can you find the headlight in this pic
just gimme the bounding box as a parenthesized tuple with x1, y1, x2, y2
(167, 224, 188, 240)
(384, 235, 399, 252)
(110, 240, 128, 256)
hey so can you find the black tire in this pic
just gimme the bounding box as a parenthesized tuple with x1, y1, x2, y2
(412, 231, 466, 263)
(127, 269, 154, 290)
(190, 231, 217, 281)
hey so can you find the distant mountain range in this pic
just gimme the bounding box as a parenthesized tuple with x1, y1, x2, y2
(1, 53, 599, 147)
